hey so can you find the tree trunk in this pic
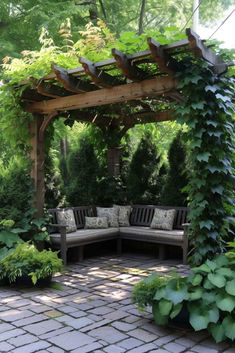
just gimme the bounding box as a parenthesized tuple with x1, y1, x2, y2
(138, 0, 146, 35)
(89, 0, 98, 22)
(107, 147, 121, 177)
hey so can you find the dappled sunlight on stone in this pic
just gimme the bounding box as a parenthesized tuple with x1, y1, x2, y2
(0, 254, 231, 352)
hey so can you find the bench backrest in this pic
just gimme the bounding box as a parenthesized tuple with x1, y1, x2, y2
(130, 205, 189, 230)
(48, 206, 95, 229)
(48, 205, 188, 231)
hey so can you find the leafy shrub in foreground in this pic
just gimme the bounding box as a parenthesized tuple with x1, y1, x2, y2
(133, 248, 235, 342)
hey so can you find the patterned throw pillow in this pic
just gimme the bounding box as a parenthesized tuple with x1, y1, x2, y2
(96, 207, 119, 227)
(114, 205, 132, 227)
(84, 217, 109, 229)
(57, 208, 77, 233)
(150, 208, 176, 231)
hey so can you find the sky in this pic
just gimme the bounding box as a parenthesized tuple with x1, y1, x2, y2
(199, 6, 235, 49)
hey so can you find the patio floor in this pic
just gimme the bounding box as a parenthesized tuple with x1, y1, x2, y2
(0, 253, 234, 353)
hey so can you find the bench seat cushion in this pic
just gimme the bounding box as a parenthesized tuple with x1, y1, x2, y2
(50, 228, 119, 247)
(119, 226, 184, 245)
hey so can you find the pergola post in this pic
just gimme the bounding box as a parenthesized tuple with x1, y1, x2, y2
(29, 116, 45, 217)
(29, 113, 57, 217)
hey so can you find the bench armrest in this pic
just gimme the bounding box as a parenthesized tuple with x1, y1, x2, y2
(49, 223, 67, 229)
(182, 223, 190, 227)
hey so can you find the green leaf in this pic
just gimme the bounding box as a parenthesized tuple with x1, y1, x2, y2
(31, 274, 37, 285)
(192, 263, 211, 274)
(11, 228, 26, 234)
(203, 279, 214, 290)
(207, 131, 223, 138)
(165, 279, 189, 305)
(152, 302, 168, 326)
(216, 295, 235, 312)
(189, 287, 203, 300)
(211, 186, 224, 195)
(190, 75, 201, 84)
(169, 303, 183, 319)
(196, 152, 211, 162)
(191, 139, 202, 148)
(222, 316, 235, 340)
(215, 93, 231, 102)
(205, 85, 219, 93)
(0, 247, 11, 260)
(203, 292, 216, 304)
(189, 308, 210, 331)
(191, 102, 205, 110)
(199, 220, 214, 230)
(205, 120, 218, 127)
(190, 274, 203, 286)
(208, 307, 219, 324)
(208, 274, 226, 288)
(195, 129, 205, 138)
(206, 165, 224, 174)
(153, 287, 166, 301)
(159, 299, 173, 316)
(209, 323, 226, 343)
(205, 259, 217, 271)
(216, 267, 233, 278)
(0, 231, 22, 247)
(215, 255, 229, 267)
(225, 280, 235, 296)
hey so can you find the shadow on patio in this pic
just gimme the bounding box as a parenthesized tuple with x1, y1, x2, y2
(0, 254, 233, 353)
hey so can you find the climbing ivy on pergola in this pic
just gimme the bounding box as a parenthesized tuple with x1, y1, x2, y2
(16, 28, 234, 265)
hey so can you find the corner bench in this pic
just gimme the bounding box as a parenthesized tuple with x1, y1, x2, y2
(48, 205, 189, 265)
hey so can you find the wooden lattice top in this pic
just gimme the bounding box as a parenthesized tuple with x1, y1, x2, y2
(20, 29, 227, 129)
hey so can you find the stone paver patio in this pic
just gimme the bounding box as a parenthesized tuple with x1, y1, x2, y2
(0, 253, 235, 353)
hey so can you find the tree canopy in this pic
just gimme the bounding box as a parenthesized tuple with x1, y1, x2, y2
(0, 0, 234, 62)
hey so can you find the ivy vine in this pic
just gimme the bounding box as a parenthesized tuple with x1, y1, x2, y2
(176, 59, 235, 266)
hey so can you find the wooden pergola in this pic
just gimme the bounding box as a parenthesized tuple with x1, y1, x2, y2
(19, 29, 227, 216)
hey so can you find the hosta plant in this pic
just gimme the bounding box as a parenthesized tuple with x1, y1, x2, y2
(133, 251, 235, 342)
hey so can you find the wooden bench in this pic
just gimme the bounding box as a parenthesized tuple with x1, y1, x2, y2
(47, 205, 189, 265)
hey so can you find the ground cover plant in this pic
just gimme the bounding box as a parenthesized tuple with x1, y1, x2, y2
(0, 242, 63, 286)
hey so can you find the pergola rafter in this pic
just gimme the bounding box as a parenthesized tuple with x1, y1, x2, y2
(18, 29, 229, 216)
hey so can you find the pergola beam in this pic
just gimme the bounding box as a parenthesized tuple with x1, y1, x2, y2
(69, 109, 174, 127)
(79, 57, 122, 87)
(35, 80, 71, 98)
(26, 76, 177, 115)
(52, 64, 96, 93)
(112, 48, 148, 81)
(186, 28, 227, 75)
(148, 37, 179, 74)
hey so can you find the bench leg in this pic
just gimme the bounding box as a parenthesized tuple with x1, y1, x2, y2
(158, 244, 165, 261)
(182, 246, 187, 264)
(60, 231, 67, 265)
(117, 238, 122, 255)
(61, 245, 67, 266)
(78, 246, 84, 262)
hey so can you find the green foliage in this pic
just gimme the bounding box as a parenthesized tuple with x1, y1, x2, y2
(132, 272, 174, 310)
(175, 59, 235, 265)
(0, 242, 63, 285)
(126, 132, 164, 204)
(0, 0, 232, 61)
(0, 219, 24, 260)
(0, 215, 50, 261)
(133, 251, 235, 342)
(65, 134, 101, 206)
(0, 157, 34, 224)
(160, 132, 189, 206)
